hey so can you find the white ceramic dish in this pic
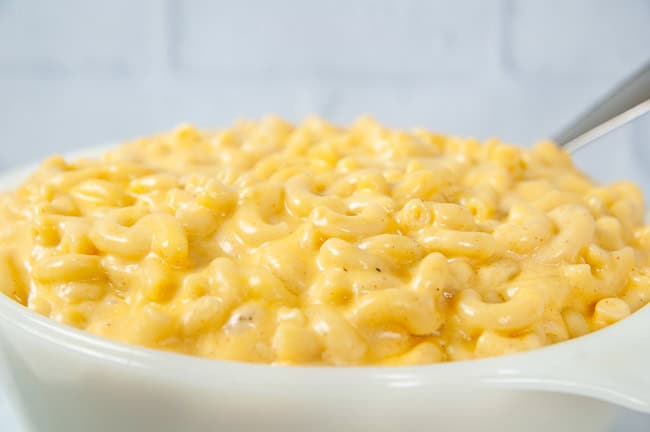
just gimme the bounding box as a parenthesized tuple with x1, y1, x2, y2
(0, 151, 649, 432)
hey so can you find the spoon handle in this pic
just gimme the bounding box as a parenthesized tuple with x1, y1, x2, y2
(554, 61, 650, 153)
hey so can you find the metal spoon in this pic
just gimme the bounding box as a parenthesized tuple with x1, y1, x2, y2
(554, 61, 650, 153)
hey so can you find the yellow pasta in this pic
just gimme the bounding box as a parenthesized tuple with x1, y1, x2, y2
(0, 116, 649, 365)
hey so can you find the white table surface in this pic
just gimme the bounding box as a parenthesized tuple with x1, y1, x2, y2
(1, 391, 649, 431)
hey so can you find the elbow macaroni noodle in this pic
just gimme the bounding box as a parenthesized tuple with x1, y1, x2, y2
(1, 116, 650, 365)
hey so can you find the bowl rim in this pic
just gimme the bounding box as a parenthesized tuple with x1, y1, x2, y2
(4, 275, 648, 412)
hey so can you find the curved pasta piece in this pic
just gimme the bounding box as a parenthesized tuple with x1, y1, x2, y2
(307, 266, 402, 305)
(474, 330, 542, 358)
(57, 282, 106, 304)
(418, 228, 498, 260)
(306, 304, 367, 365)
(284, 174, 346, 217)
(253, 223, 320, 293)
(562, 308, 590, 338)
(350, 289, 442, 335)
(535, 204, 595, 263)
(621, 270, 650, 312)
(129, 304, 175, 346)
(175, 204, 219, 238)
(90, 208, 189, 266)
(206, 257, 246, 304)
(534, 310, 569, 344)
(51, 167, 107, 191)
(476, 259, 520, 294)
(326, 169, 389, 197)
(377, 342, 444, 366)
(239, 182, 285, 219)
(32, 214, 96, 254)
(146, 213, 189, 266)
(32, 254, 105, 284)
(493, 205, 553, 254)
(611, 197, 645, 240)
(244, 266, 299, 306)
(358, 234, 424, 267)
(310, 203, 393, 240)
(178, 258, 246, 337)
(345, 190, 396, 215)
(31, 214, 56, 244)
(128, 174, 178, 194)
(306, 268, 353, 305)
(393, 169, 452, 204)
(409, 252, 448, 297)
(89, 207, 151, 258)
(464, 165, 511, 194)
(181, 296, 229, 337)
(103, 161, 154, 182)
(430, 203, 477, 231)
(139, 255, 177, 302)
(395, 199, 434, 233)
(0, 252, 28, 304)
(594, 216, 625, 251)
(185, 175, 237, 215)
(563, 245, 635, 301)
(233, 206, 291, 245)
(455, 287, 544, 332)
(70, 179, 132, 207)
(592, 297, 630, 329)
(272, 321, 322, 364)
(317, 238, 391, 272)
(455, 186, 497, 220)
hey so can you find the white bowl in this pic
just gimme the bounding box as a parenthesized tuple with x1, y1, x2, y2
(1, 152, 649, 432)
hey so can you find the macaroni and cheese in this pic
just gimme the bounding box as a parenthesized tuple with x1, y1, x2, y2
(1, 116, 649, 365)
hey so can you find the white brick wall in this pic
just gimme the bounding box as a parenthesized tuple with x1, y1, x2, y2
(0, 0, 648, 170)
(0, 2, 650, 430)
(0, 0, 159, 76)
(509, 0, 650, 79)
(177, 0, 502, 79)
